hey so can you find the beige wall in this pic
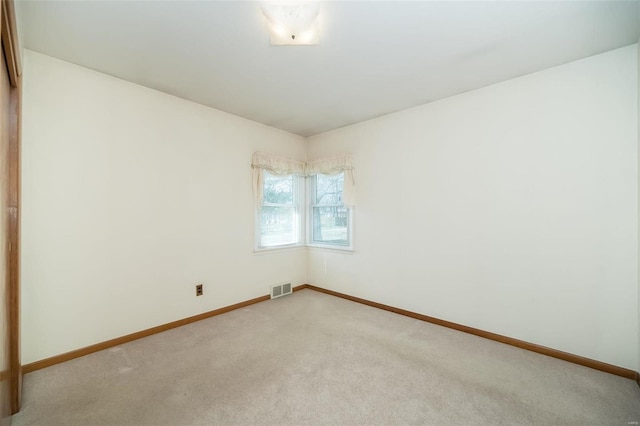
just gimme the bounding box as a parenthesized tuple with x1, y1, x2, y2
(21, 50, 308, 364)
(308, 45, 639, 370)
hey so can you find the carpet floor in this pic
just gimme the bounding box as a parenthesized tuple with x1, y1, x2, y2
(11, 289, 640, 425)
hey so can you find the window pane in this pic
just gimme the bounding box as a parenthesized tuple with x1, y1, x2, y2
(263, 172, 294, 205)
(312, 206, 349, 245)
(315, 173, 343, 205)
(260, 206, 297, 247)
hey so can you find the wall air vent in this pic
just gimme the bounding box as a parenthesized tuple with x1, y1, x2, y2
(271, 282, 293, 299)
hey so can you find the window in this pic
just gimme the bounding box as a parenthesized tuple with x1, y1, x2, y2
(309, 172, 351, 248)
(252, 151, 354, 252)
(257, 171, 302, 249)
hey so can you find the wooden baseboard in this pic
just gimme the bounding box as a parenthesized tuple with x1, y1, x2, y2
(305, 284, 638, 381)
(21, 283, 640, 386)
(23, 284, 308, 374)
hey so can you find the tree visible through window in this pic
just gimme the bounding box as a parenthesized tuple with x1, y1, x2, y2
(310, 172, 350, 247)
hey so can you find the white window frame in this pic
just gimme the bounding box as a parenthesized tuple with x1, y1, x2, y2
(254, 172, 304, 252)
(306, 172, 353, 251)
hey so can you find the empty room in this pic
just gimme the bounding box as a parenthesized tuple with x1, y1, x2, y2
(0, 0, 639, 424)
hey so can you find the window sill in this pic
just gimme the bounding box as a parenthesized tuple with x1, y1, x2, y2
(253, 244, 306, 255)
(306, 244, 355, 254)
(254, 244, 354, 255)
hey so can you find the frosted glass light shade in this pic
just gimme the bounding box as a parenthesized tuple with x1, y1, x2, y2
(261, 2, 320, 45)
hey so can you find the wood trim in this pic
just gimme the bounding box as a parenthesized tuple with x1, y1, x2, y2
(0, 0, 20, 416)
(1, 0, 20, 86)
(7, 72, 19, 418)
(2, 0, 20, 413)
(21, 282, 639, 385)
(23, 285, 308, 374)
(6, 70, 17, 208)
(305, 285, 638, 380)
(7, 207, 18, 414)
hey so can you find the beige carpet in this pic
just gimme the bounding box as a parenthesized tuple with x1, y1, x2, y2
(11, 289, 640, 425)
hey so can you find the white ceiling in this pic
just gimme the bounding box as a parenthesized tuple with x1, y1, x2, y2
(18, 1, 640, 137)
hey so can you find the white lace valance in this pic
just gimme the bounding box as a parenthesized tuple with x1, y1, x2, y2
(252, 152, 355, 207)
(252, 153, 306, 207)
(305, 154, 354, 176)
(306, 154, 355, 207)
(251, 152, 306, 176)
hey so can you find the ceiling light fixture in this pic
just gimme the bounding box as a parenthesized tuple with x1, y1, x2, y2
(261, 1, 320, 46)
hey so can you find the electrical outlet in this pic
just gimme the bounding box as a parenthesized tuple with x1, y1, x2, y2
(196, 284, 203, 296)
